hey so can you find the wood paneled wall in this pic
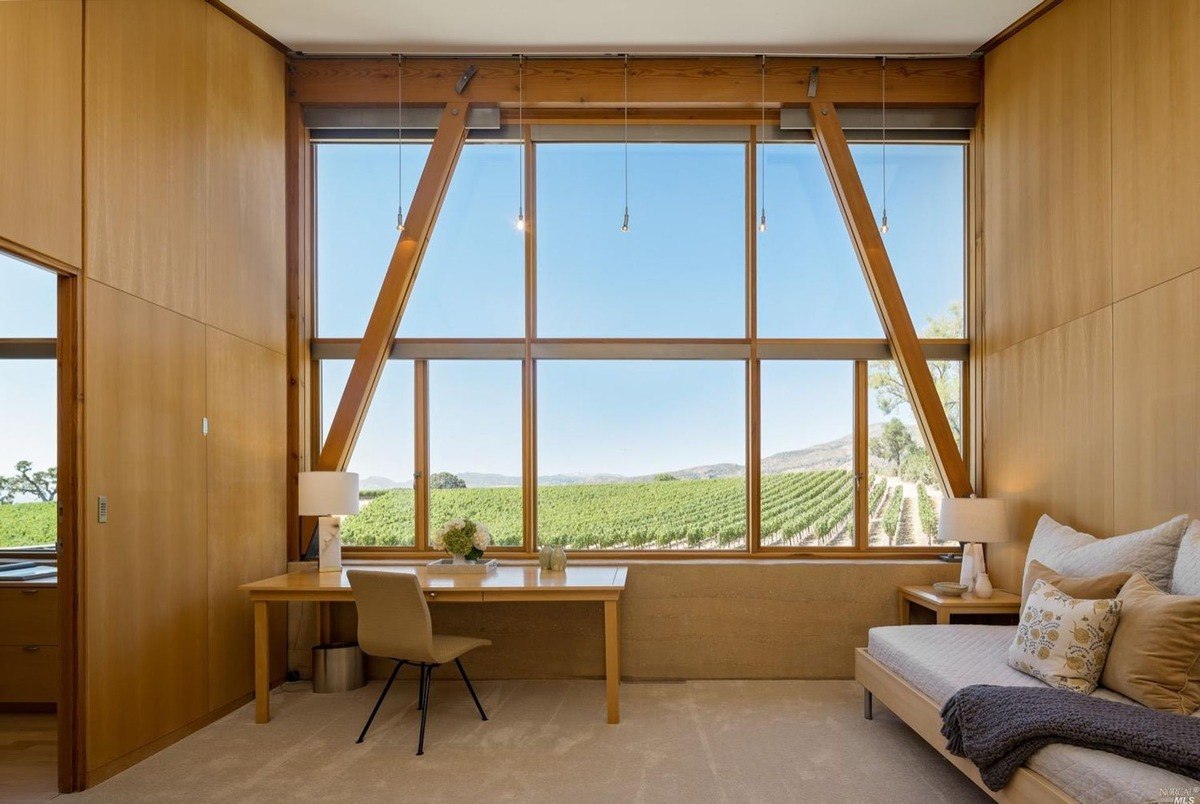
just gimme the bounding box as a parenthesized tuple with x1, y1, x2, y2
(73, 0, 287, 784)
(0, 1, 82, 268)
(982, 0, 1200, 591)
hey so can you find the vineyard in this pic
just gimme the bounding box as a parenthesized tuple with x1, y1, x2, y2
(340, 469, 943, 550)
(0, 501, 56, 548)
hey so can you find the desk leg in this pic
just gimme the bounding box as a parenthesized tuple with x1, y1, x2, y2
(319, 602, 332, 644)
(936, 609, 951, 625)
(254, 600, 270, 724)
(604, 599, 620, 725)
(898, 595, 910, 625)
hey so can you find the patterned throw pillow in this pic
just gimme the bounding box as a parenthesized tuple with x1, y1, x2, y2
(1007, 579, 1122, 694)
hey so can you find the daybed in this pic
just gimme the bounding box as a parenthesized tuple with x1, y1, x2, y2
(858, 517, 1200, 804)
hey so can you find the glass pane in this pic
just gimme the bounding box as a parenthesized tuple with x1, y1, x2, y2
(759, 361, 855, 547)
(757, 143, 883, 338)
(322, 360, 417, 547)
(866, 360, 963, 547)
(0, 252, 56, 337)
(316, 143, 423, 338)
(400, 144, 524, 338)
(0, 361, 57, 549)
(315, 143, 524, 338)
(428, 361, 523, 547)
(537, 361, 745, 550)
(537, 143, 745, 337)
(852, 144, 966, 336)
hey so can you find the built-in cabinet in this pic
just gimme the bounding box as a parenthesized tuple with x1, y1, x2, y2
(80, 2, 287, 782)
(1, 0, 287, 786)
(0, 585, 59, 704)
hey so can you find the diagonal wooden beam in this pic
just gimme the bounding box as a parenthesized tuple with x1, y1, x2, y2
(316, 101, 470, 471)
(809, 101, 974, 498)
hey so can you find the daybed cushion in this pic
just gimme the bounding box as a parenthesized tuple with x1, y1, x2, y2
(1174, 520, 1200, 596)
(1007, 579, 1122, 694)
(1102, 574, 1200, 714)
(1022, 514, 1189, 602)
(868, 625, 1200, 803)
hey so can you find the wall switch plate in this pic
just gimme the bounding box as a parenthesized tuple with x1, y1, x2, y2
(202, 417, 208, 436)
(97, 495, 108, 523)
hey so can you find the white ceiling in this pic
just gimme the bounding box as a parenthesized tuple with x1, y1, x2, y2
(225, 0, 1041, 56)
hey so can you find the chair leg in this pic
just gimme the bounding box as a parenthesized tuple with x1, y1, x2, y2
(416, 664, 435, 756)
(455, 658, 488, 722)
(417, 664, 426, 711)
(357, 660, 403, 744)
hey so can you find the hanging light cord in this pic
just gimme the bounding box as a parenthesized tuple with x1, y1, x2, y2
(396, 53, 404, 232)
(759, 55, 767, 233)
(517, 55, 526, 231)
(880, 55, 889, 234)
(621, 55, 630, 232)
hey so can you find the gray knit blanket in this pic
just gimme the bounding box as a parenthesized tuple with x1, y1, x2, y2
(940, 685, 1200, 791)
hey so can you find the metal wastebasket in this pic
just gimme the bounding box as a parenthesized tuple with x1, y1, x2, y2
(312, 642, 365, 693)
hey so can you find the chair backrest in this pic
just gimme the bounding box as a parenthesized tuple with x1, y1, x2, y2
(347, 570, 434, 662)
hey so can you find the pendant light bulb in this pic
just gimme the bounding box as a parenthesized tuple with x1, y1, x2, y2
(621, 208, 630, 233)
(516, 210, 526, 232)
(880, 213, 889, 235)
(396, 213, 405, 233)
(759, 211, 767, 233)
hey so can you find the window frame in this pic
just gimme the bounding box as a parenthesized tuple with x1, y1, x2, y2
(307, 123, 972, 558)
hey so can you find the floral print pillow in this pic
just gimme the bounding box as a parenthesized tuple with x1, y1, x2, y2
(1007, 578, 1123, 693)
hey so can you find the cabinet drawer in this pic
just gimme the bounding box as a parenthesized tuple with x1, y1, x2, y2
(0, 645, 59, 703)
(0, 588, 58, 645)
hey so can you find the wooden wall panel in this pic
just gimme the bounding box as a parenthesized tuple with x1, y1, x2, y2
(1111, 0, 1200, 300)
(205, 7, 287, 354)
(983, 0, 1200, 592)
(83, 280, 208, 773)
(205, 328, 287, 710)
(1112, 269, 1200, 533)
(85, 0, 206, 319)
(0, 0, 82, 267)
(983, 310, 1113, 593)
(982, 0, 1112, 353)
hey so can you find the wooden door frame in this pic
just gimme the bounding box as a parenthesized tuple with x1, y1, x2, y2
(55, 268, 84, 792)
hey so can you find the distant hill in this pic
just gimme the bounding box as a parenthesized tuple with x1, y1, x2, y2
(361, 422, 907, 489)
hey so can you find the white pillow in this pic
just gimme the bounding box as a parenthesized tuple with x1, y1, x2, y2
(1008, 579, 1122, 694)
(1022, 514, 1188, 604)
(1172, 520, 1200, 596)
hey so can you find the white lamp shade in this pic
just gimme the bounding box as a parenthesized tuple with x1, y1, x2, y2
(298, 471, 360, 516)
(937, 497, 1010, 544)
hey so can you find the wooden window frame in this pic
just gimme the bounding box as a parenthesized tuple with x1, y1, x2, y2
(302, 122, 972, 559)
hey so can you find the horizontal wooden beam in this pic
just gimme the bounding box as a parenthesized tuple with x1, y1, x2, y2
(315, 101, 470, 471)
(0, 338, 57, 359)
(310, 338, 971, 362)
(809, 101, 973, 498)
(288, 56, 981, 108)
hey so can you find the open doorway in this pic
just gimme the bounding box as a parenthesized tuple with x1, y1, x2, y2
(0, 249, 81, 797)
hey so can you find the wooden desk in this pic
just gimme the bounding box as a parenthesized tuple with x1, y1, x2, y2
(898, 585, 1021, 625)
(241, 564, 629, 725)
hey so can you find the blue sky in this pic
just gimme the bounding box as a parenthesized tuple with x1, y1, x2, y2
(315, 139, 963, 483)
(0, 139, 963, 488)
(0, 254, 58, 477)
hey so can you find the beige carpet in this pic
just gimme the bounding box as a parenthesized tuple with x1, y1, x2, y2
(70, 679, 987, 803)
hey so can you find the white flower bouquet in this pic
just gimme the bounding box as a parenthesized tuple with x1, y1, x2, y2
(432, 518, 491, 562)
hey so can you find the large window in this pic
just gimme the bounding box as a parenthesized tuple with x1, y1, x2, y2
(311, 127, 968, 554)
(0, 252, 57, 551)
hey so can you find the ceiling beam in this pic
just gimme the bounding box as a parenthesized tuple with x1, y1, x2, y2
(809, 100, 973, 499)
(288, 56, 980, 107)
(315, 101, 470, 471)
